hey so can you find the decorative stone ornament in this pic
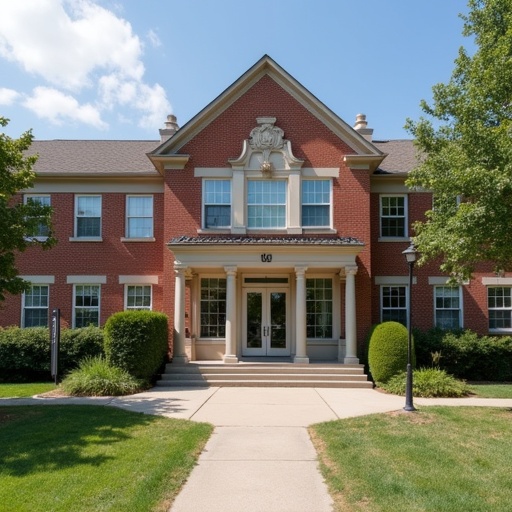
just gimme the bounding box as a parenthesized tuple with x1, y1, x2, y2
(249, 117, 284, 175)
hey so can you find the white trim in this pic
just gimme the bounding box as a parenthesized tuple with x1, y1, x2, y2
(380, 284, 409, 325)
(119, 275, 159, 284)
(482, 277, 512, 285)
(67, 275, 107, 284)
(301, 178, 332, 229)
(375, 276, 417, 285)
(195, 168, 233, 178)
(20, 275, 55, 284)
(69, 237, 103, 242)
(124, 284, 153, 310)
(120, 237, 155, 242)
(301, 168, 339, 177)
(125, 195, 154, 239)
(433, 285, 463, 330)
(74, 194, 102, 238)
(21, 284, 50, 328)
(25, 182, 163, 193)
(202, 179, 232, 229)
(72, 283, 101, 328)
(379, 194, 408, 239)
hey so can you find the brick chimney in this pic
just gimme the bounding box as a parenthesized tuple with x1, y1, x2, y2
(159, 114, 179, 142)
(353, 113, 373, 142)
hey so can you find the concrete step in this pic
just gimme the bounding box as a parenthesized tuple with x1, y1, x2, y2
(157, 379, 373, 388)
(160, 372, 369, 382)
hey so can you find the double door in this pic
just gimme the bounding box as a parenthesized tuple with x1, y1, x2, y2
(242, 288, 290, 356)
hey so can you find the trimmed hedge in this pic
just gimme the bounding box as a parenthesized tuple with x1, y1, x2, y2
(104, 310, 168, 382)
(0, 325, 104, 382)
(368, 321, 414, 384)
(414, 328, 512, 381)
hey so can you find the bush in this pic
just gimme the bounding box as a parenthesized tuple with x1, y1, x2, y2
(104, 311, 168, 382)
(0, 326, 104, 382)
(414, 328, 512, 381)
(60, 356, 143, 396)
(381, 368, 470, 398)
(368, 321, 413, 384)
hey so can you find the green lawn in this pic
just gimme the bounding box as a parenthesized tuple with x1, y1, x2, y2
(468, 382, 512, 398)
(0, 405, 212, 512)
(0, 382, 57, 398)
(310, 407, 512, 512)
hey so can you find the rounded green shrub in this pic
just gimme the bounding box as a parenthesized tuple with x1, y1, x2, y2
(368, 321, 413, 384)
(104, 310, 168, 382)
(61, 356, 143, 396)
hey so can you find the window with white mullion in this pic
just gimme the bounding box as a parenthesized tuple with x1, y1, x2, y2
(380, 195, 407, 237)
(126, 285, 152, 310)
(126, 196, 153, 238)
(24, 195, 51, 238)
(204, 180, 231, 228)
(74, 284, 100, 328)
(381, 285, 408, 326)
(23, 285, 49, 327)
(247, 180, 286, 228)
(488, 287, 512, 330)
(76, 195, 101, 237)
(302, 180, 331, 227)
(435, 286, 461, 330)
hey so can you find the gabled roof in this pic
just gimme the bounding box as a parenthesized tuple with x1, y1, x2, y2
(148, 55, 386, 172)
(373, 139, 420, 174)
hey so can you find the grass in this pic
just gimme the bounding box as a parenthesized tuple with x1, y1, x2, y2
(0, 405, 213, 512)
(468, 382, 512, 398)
(311, 407, 512, 512)
(0, 382, 57, 398)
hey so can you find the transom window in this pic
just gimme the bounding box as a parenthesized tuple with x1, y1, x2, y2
(381, 285, 407, 326)
(74, 285, 100, 328)
(24, 195, 51, 238)
(247, 180, 286, 228)
(23, 285, 49, 327)
(435, 286, 461, 330)
(200, 278, 226, 338)
(302, 180, 330, 227)
(126, 285, 152, 310)
(488, 287, 512, 330)
(306, 278, 333, 338)
(126, 196, 153, 238)
(76, 195, 101, 238)
(204, 180, 231, 228)
(380, 195, 407, 237)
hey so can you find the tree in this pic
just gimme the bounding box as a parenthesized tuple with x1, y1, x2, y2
(0, 117, 55, 301)
(406, 0, 512, 281)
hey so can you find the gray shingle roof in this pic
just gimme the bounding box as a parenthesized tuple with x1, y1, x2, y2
(373, 140, 420, 174)
(169, 235, 364, 246)
(27, 140, 161, 175)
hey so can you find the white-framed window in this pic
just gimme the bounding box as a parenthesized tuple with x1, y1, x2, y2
(381, 285, 408, 326)
(488, 287, 512, 330)
(75, 195, 101, 238)
(126, 195, 153, 238)
(22, 285, 49, 327)
(306, 278, 333, 338)
(380, 195, 407, 238)
(302, 180, 331, 227)
(24, 194, 51, 238)
(125, 285, 152, 310)
(204, 180, 231, 228)
(434, 286, 462, 330)
(247, 180, 286, 228)
(74, 284, 100, 328)
(200, 278, 226, 338)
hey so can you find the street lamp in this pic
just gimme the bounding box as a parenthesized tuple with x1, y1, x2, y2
(402, 242, 418, 412)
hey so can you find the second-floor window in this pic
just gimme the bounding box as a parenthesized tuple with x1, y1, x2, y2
(76, 195, 101, 238)
(302, 180, 330, 227)
(204, 180, 231, 228)
(126, 196, 153, 238)
(24, 195, 51, 238)
(247, 180, 286, 228)
(380, 195, 407, 238)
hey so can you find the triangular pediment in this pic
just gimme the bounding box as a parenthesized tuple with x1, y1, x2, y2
(147, 55, 385, 173)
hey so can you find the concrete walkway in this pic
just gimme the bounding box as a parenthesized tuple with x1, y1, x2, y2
(3, 388, 512, 512)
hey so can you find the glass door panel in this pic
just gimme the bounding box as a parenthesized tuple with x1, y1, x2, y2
(269, 292, 286, 350)
(246, 292, 263, 349)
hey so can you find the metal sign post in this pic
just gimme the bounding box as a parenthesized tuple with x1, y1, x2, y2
(50, 309, 61, 384)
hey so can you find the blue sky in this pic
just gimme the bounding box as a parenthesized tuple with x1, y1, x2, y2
(0, 0, 472, 141)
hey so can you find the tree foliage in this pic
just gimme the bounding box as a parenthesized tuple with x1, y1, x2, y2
(0, 117, 55, 300)
(406, 0, 512, 281)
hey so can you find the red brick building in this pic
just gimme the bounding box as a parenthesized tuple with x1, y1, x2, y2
(1, 56, 503, 363)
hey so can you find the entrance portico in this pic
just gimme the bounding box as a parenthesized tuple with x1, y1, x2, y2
(169, 236, 363, 364)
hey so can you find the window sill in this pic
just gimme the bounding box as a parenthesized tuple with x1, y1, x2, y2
(120, 237, 156, 242)
(69, 237, 103, 242)
(489, 329, 512, 335)
(197, 229, 231, 234)
(303, 228, 337, 234)
(378, 237, 409, 242)
(24, 236, 49, 243)
(306, 339, 338, 345)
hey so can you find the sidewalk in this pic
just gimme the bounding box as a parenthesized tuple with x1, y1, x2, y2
(3, 388, 512, 512)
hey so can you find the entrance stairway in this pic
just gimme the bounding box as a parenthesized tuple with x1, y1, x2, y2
(156, 362, 373, 388)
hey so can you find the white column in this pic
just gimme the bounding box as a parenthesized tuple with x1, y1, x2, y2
(173, 262, 189, 364)
(294, 266, 309, 364)
(223, 266, 238, 363)
(344, 265, 359, 364)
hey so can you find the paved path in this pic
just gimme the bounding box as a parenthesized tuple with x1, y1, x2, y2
(2, 388, 512, 512)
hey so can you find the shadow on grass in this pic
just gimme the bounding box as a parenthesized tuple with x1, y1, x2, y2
(0, 405, 160, 477)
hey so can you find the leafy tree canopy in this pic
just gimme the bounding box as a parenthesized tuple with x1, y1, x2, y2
(406, 0, 512, 281)
(0, 117, 55, 301)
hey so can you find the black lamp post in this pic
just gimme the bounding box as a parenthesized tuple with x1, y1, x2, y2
(402, 242, 418, 412)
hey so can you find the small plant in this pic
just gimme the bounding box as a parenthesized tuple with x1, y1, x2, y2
(60, 356, 144, 396)
(380, 367, 469, 398)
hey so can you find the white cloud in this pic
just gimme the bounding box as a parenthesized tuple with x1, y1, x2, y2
(0, 87, 20, 105)
(23, 86, 107, 129)
(0, 0, 171, 132)
(147, 29, 162, 48)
